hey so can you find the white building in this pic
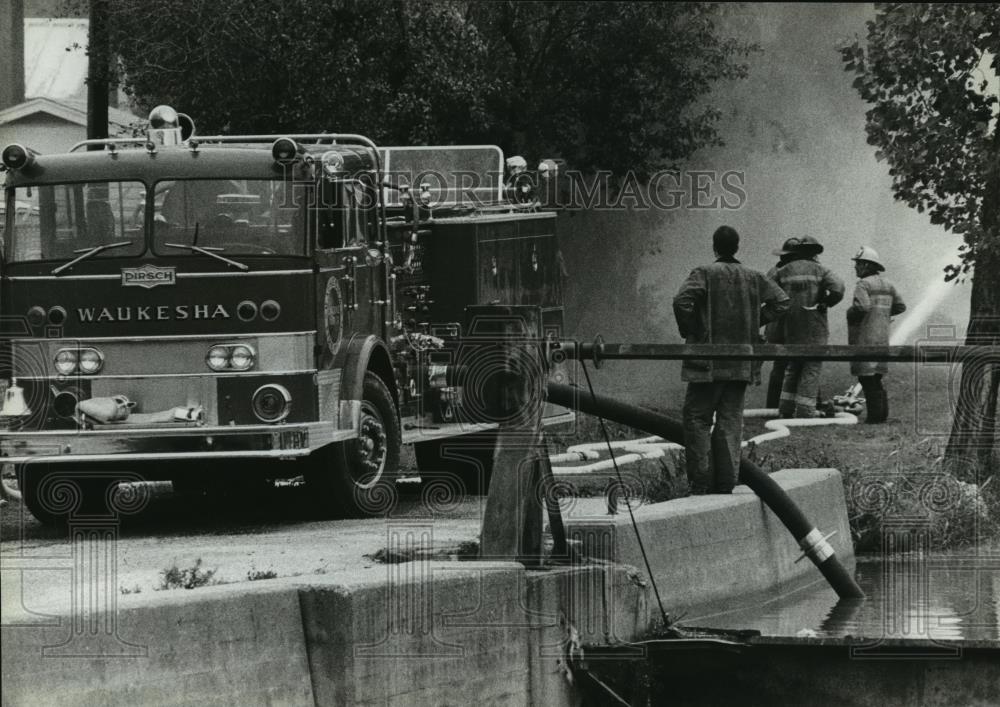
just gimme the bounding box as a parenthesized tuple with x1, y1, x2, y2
(0, 15, 141, 155)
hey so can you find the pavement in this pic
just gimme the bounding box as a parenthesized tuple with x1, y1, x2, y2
(1, 480, 488, 620)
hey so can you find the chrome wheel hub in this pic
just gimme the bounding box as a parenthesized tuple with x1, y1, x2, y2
(355, 401, 388, 487)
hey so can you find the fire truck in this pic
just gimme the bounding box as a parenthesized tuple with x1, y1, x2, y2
(0, 106, 570, 524)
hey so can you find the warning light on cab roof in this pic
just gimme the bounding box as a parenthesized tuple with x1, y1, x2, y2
(1, 144, 36, 171)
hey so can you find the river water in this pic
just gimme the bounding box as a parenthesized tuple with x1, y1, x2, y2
(685, 553, 1000, 642)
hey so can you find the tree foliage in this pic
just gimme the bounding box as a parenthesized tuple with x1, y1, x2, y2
(839, 3, 1000, 279)
(103, 0, 498, 144)
(841, 4, 1000, 472)
(466, 2, 755, 176)
(95, 0, 754, 175)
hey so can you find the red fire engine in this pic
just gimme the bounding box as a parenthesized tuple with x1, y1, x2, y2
(0, 106, 569, 524)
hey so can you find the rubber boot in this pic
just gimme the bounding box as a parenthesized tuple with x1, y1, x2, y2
(877, 380, 889, 423)
(766, 361, 785, 409)
(859, 376, 884, 424)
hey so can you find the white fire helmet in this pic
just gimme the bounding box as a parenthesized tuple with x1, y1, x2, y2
(506, 155, 527, 175)
(851, 245, 884, 270)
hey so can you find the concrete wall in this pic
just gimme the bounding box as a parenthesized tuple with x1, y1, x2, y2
(1, 583, 316, 706)
(563, 468, 854, 614)
(1, 468, 852, 706)
(2, 564, 642, 707)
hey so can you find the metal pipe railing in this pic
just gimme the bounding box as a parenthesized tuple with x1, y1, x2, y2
(556, 338, 999, 367)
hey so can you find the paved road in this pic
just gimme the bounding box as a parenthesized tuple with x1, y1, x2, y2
(1, 479, 487, 620)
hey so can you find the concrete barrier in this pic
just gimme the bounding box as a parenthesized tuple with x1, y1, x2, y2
(295, 563, 532, 706)
(1, 468, 852, 705)
(563, 468, 854, 614)
(1, 582, 315, 707)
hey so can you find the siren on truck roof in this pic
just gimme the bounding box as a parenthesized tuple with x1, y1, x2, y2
(146, 105, 196, 147)
(271, 137, 303, 165)
(1, 144, 36, 171)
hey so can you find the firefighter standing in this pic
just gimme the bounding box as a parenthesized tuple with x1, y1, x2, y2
(847, 246, 906, 423)
(772, 236, 845, 418)
(764, 238, 800, 408)
(673, 226, 789, 494)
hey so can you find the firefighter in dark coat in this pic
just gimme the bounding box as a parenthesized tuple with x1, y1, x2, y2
(772, 237, 845, 418)
(764, 238, 799, 408)
(847, 246, 906, 423)
(673, 226, 789, 495)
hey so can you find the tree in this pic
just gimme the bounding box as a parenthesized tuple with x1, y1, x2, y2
(840, 3, 1000, 475)
(101, 0, 498, 144)
(96, 0, 753, 176)
(466, 2, 756, 177)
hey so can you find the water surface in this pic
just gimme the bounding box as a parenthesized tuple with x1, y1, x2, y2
(686, 553, 1000, 642)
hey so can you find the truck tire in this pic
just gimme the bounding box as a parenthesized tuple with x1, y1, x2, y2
(306, 372, 400, 517)
(413, 430, 498, 496)
(17, 465, 117, 526)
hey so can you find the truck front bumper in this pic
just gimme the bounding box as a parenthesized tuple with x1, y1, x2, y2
(0, 422, 356, 464)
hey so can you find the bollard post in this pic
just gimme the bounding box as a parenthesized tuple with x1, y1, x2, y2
(470, 306, 565, 566)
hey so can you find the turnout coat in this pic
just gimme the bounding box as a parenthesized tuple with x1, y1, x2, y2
(673, 257, 789, 383)
(847, 273, 907, 376)
(772, 258, 845, 345)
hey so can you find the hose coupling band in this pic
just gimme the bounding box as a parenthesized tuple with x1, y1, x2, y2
(795, 527, 837, 564)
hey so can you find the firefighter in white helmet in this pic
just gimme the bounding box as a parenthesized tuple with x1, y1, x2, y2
(847, 246, 906, 423)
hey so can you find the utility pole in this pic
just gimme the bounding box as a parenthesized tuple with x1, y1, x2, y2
(86, 0, 110, 148)
(0, 0, 25, 112)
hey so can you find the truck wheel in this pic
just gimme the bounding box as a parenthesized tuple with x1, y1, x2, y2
(306, 372, 400, 517)
(413, 431, 497, 496)
(17, 465, 117, 526)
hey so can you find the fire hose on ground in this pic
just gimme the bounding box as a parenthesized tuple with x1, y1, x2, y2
(546, 381, 865, 599)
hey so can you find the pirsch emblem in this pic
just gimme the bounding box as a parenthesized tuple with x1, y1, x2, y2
(121, 264, 176, 289)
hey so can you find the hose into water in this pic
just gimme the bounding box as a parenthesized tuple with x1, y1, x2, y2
(547, 382, 865, 599)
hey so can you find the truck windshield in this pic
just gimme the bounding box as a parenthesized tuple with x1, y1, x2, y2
(5, 181, 146, 263)
(152, 179, 307, 256)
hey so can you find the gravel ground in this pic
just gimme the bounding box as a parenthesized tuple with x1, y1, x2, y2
(0, 478, 488, 619)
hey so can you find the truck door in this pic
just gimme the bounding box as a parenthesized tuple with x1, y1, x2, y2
(313, 180, 386, 362)
(347, 180, 390, 341)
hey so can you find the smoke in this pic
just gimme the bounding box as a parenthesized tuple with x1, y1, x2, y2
(560, 3, 970, 408)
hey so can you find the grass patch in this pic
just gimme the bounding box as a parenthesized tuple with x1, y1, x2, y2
(247, 568, 278, 581)
(744, 368, 1000, 552)
(157, 559, 220, 590)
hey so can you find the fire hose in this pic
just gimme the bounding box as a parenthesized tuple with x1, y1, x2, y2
(546, 381, 865, 599)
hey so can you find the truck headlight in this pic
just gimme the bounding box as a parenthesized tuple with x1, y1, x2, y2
(229, 345, 255, 371)
(54, 349, 78, 375)
(77, 348, 105, 374)
(207, 345, 230, 371)
(55, 347, 105, 375)
(206, 344, 256, 371)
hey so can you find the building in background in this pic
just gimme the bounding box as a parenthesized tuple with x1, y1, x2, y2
(0, 1, 140, 154)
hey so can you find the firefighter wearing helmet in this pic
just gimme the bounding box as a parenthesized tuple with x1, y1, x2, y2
(771, 236, 846, 418)
(764, 237, 802, 408)
(847, 246, 906, 423)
